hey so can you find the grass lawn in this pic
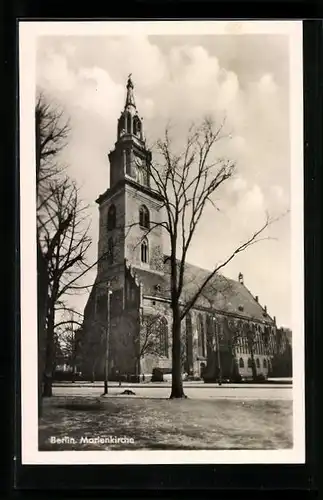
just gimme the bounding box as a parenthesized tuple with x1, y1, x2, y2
(39, 396, 293, 451)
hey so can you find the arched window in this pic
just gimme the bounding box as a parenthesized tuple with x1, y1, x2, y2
(107, 204, 116, 231)
(125, 149, 132, 175)
(185, 313, 193, 374)
(127, 112, 132, 133)
(118, 115, 125, 137)
(239, 357, 244, 368)
(133, 116, 141, 137)
(198, 314, 206, 358)
(107, 237, 114, 264)
(158, 317, 168, 357)
(141, 238, 148, 263)
(247, 358, 252, 368)
(263, 358, 267, 369)
(139, 205, 150, 229)
(256, 358, 260, 368)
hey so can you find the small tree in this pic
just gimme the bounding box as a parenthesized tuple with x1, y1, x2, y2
(57, 322, 83, 381)
(245, 324, 258, 381)
(136, 314, 168, 374)
(225, 318, 243, 380)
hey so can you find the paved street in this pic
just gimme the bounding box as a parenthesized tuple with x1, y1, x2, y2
(53, 382, 292, 400)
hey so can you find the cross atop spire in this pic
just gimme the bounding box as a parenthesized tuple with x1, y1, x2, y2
(125, 73, 136, 110)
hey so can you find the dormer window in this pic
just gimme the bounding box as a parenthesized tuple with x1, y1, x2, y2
(139, 205, 150, 229)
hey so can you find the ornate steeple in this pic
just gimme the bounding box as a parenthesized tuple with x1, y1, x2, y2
(117, 75, 144, 141)
(125, 74, 136, 111)
(107, 74, 155, 190)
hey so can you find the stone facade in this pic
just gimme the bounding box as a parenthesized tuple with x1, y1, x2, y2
(81, 76, 281, 382)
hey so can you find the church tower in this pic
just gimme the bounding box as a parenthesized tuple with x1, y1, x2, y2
(96, 75, 165, 292)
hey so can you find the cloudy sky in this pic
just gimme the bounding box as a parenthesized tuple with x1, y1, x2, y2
(36, 31, 292, 327)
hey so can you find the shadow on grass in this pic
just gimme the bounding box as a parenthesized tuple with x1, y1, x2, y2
(57, 403, 105, 412)
(39, 396, 293, 451)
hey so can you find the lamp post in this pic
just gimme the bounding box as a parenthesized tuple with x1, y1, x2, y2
(103, 282, 112, 395)
(213, 315, 222, 386)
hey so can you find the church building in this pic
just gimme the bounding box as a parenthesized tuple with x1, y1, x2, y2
(81, 76, 278, 382)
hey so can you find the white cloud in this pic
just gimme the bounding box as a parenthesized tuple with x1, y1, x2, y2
(35, 34, 291, 326)
(270, 184, 284, 200)
(217, 70, 240, 109)
(76, 66, 124, 119)
(229, 176, 248, 193)
(242, 184, 265, 211)
(38, 51, 76, 92)
(258, 73, 277, 94)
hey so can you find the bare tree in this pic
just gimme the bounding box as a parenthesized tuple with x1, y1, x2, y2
(136, 314, 169, 377)
(140, 117, 285, 398)
(56, 318, 83, 382)
(36, 91, 71, 414)
(36, 91, 94, 398)
(56, 308, 106, 383)
(39, 179, 91, 396)
(225, 318, 244, 380)
(244, 323, 258, 381)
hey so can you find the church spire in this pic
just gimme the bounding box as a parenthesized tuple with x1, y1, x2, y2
(125, 73, 136, 110)
(117, 74, 144, 141)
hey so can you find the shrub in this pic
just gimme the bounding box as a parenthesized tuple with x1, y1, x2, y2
(151, 368, 164, 382)
(53, 370, 83, 381)
(255, 373, 266, 383)
(230, 372, 242, 383)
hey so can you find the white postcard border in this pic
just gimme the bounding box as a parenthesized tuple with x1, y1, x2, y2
(19, 20, 304, 465)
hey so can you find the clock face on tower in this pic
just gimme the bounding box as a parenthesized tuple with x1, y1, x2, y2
(135, 155, 142, 167)
(134, 154, 149, 186)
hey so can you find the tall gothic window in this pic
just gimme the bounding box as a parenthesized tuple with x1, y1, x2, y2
(198, 314, 206, 358)
(141, 238, 148, 263)
(139, 205, 150, 229)
(136, 165, 149, 186)
(107, 237, 114, 264)
(125, 149, 131, 175)
(107, 204, 116, 231)
(185, 313, 193, 374)
(118, 115, 126, 137)
(133, 116, 142, 137)
(126, 112, 132, 133)
(158, 317, 168, 357)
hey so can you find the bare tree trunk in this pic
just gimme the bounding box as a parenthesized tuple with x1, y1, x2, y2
(250, 347, 257, 381)
(43, 303, 55, 397)
(136, 358, 141, 383)
(91, 359, 97, 383)
(72, 363, 76, 383)
(37, 241, 48, 416)
(170, 311, 186, 399)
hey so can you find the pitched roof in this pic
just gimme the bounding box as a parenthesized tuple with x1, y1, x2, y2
(132, 256, 274, 324)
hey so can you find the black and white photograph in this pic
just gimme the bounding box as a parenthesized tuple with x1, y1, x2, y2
(19, 20, 304, 464)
